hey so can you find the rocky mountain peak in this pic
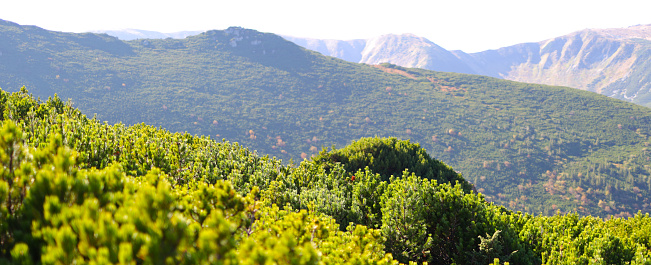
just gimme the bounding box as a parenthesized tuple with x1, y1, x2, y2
(591, 24, 651, 41)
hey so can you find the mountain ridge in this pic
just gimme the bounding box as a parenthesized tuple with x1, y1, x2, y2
(1, 19, 651, 217)
(92, 24, 651, 106)
(283, 25, 651, 107)
(454, 26, 651, 101)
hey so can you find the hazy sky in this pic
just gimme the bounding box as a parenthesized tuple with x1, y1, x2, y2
(2, 0, 650, 52)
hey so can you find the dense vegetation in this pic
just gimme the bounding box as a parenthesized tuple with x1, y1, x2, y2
(2, 88, 651, 264)
(1, 19, 651, 218)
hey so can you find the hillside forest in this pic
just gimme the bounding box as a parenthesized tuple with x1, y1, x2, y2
(1, 20, 651, 218)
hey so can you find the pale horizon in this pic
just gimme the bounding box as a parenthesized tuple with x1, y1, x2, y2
(2, 0, 650, 53)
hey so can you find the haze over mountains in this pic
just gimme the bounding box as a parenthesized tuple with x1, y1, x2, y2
(286, 24, 651, 107)
(283, 34, 476, 74)
(2, 18, 651, 218)
(93, 29, 203, 40)
(99, 25, 651, 107)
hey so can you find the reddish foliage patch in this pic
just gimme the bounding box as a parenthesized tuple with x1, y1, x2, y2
(373, 65, 417, 79)
(427, 76, 465, 93)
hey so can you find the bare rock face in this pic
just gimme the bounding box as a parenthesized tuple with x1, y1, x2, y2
(284, 33, 476, 74)
(359, 34, 475, 74)
(458, 25, 651, 106)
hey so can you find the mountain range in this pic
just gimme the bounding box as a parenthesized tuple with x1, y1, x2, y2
(285, 25, 651, 107)
(283, 34, 475, 74)
(1, 19, 651, 218)
(98, 25, 651, 107)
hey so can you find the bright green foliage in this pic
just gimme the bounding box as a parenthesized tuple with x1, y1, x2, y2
(1, 87, 651, 264)
(379, 172, 533, 264)
(349, 167, 388, 228)
(263, 163, 388, 230)
(265, 137, 469, 232)
(0, 88, 399, 264)
(313, 137, 469, 191)
(237, 205, 322, 264)
(0, 119, 394, 264)
(239, 205, 396, 264)
(470, 231, 516, 265)
(319, 224, 397, 264)
(517, 212, 651, 264)
(0, 88, 283, 196)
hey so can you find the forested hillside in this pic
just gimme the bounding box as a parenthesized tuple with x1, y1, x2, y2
(1, 19, 651, 217)
(1, 88, 651, 264)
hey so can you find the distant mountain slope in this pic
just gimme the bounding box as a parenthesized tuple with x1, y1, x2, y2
(455, 25, 651, 107)
(284, 34, 476, 74)
(360, 34, 476, 74)
(1, 19, 651, 217)
(281, 36, 367, 63)
(93, 29, 203, 40)
(287, 25, 651, 107)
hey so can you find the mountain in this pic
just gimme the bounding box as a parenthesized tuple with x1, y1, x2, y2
(92, 28, 203, 40)
(95, 26, 651, 105)
(99, 25, 651, 106)
(286, 25, 651, 107)
(282, 36, 367, 63)
(455, 24, 651, 107)
(284, 33, 476, 74)
(1, 19, 651, 218)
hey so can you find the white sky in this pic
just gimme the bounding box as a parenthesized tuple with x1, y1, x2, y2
(1, 0, 650, 53)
